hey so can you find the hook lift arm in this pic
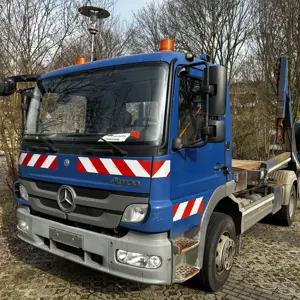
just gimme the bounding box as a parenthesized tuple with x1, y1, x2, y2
(275, 57, 300, 171)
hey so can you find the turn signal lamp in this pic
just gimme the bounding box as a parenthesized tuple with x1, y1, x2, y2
(76, 57, 88, 64)
(159, 39, 175, 52)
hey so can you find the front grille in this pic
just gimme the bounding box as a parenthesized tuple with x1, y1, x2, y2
(35, 197, 121, 218)
(26, 178, 148, 198)
(22, 177, 148, 231)
(39, 198, 59, 209)
(73, 204, 104, 217)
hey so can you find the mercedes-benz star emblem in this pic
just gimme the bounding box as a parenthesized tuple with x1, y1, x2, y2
(57, 185, 76, 213)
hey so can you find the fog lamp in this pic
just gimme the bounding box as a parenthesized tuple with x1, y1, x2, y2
(18, 220, 29, 232)
(116, 250, 162, 269)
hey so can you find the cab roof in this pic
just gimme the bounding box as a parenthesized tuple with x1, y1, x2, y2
(40, 51, 202, 80)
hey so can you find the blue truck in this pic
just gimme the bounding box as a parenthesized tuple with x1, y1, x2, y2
(1, 41, 299, 291)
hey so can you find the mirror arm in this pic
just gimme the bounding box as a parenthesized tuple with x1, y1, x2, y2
(186, 135, 208, 148)
(20, 93, 25, 135)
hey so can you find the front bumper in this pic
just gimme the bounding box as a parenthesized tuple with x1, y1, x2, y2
(17, 206, 172, 284)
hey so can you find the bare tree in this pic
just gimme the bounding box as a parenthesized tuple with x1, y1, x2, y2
(132, 0, 254, 82)
(53, 0, 134, 67)
(0, 0, 80, 75)
(131, 2, 166, 53)
(254, 0, 300, 120)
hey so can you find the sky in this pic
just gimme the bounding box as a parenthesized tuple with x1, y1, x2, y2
(115, 0, 162, 22)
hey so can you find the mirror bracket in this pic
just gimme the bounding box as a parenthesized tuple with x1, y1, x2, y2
(21, 103, 28, 111)
(172, 136, 183, 151)
(205, 120, 225, 142)
(202, 125, 215, 137)
(202, 84, 215, 96)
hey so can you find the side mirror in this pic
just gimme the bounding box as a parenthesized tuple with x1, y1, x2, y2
(0, 78, 16, 96)
(172, 136, 183, 151)
(202, 65, 226, 116)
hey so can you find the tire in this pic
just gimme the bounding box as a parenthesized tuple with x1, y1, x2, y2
(197, 212, 236, 292)
(274, 184, 297, 226)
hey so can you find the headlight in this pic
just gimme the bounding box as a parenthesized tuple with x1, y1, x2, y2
(19, 184, 29, 201)
(116, 249, 162, 269)
(121, 204, 148, 223)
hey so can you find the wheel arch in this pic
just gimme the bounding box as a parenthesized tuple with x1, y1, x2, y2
(213, 197, 242, 236)
(269, 170, 297, 206)
(198, 180, 239, 269)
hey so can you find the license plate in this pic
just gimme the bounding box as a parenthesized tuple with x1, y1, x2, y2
(49, 227, 83, 248)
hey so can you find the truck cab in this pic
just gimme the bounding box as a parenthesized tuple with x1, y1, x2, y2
(10, 43, 298, 292)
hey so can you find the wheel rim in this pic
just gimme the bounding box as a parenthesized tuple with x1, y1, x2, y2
(289, 192, 295, 218)
(215, 232, 235, 274)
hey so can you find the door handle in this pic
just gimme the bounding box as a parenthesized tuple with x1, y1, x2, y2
(214, 164, 230, 174)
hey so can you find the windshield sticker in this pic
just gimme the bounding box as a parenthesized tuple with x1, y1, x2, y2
(99, 133, 130, 142)
(130, 130, 141, 139)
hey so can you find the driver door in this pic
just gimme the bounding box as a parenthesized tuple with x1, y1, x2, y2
(169, 72, 226, 232)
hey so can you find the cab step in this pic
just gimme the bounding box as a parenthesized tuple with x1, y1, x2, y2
(175, 264, 200, 282)
(174, 237, 199, 255)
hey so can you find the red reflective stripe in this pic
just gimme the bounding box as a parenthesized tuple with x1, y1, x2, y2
(48, 157, 57, 169)
(138, 160, 151, 176)
(198, 198, 204, 213)
(22, 153, 33, 166)
(34, 154, 47, 168)
(151, 160, 165, 176)
(182, 199, 195, 219)
(76, 158, 153, 176)
(112, 159, 135, 176)
(91, 158, 109, 174)
(173, 203, 180, 216)
(77, 158, 86, 172)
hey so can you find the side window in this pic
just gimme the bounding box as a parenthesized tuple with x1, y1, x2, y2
(178, 77, 202, 144)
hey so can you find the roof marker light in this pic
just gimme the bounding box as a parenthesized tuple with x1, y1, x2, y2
(76, 57, 88, 64)
(159, 39, 175, 52)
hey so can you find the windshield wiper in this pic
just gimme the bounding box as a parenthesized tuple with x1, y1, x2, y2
(37, 136, 58, 153)
(98, 137, 128, 156)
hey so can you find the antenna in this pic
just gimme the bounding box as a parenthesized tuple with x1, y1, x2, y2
(78, 6, 110, 61)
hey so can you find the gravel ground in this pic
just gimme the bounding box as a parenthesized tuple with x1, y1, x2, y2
(1, 158, 300, 300)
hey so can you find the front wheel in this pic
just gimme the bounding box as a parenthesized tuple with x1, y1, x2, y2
(197, 212, 236, 291)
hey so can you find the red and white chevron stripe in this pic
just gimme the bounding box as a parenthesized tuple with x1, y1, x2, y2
(77, 157, 170, 178)
(152, 160, 171, 178)
(19, 153, 58, 169)
(173, 197, 204, 222)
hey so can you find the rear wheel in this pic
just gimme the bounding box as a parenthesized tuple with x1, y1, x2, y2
(197, 212, 236, 291)
(274, 184, 297, 226)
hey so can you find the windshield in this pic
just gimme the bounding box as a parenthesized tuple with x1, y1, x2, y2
(25, 63, 169, 144)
